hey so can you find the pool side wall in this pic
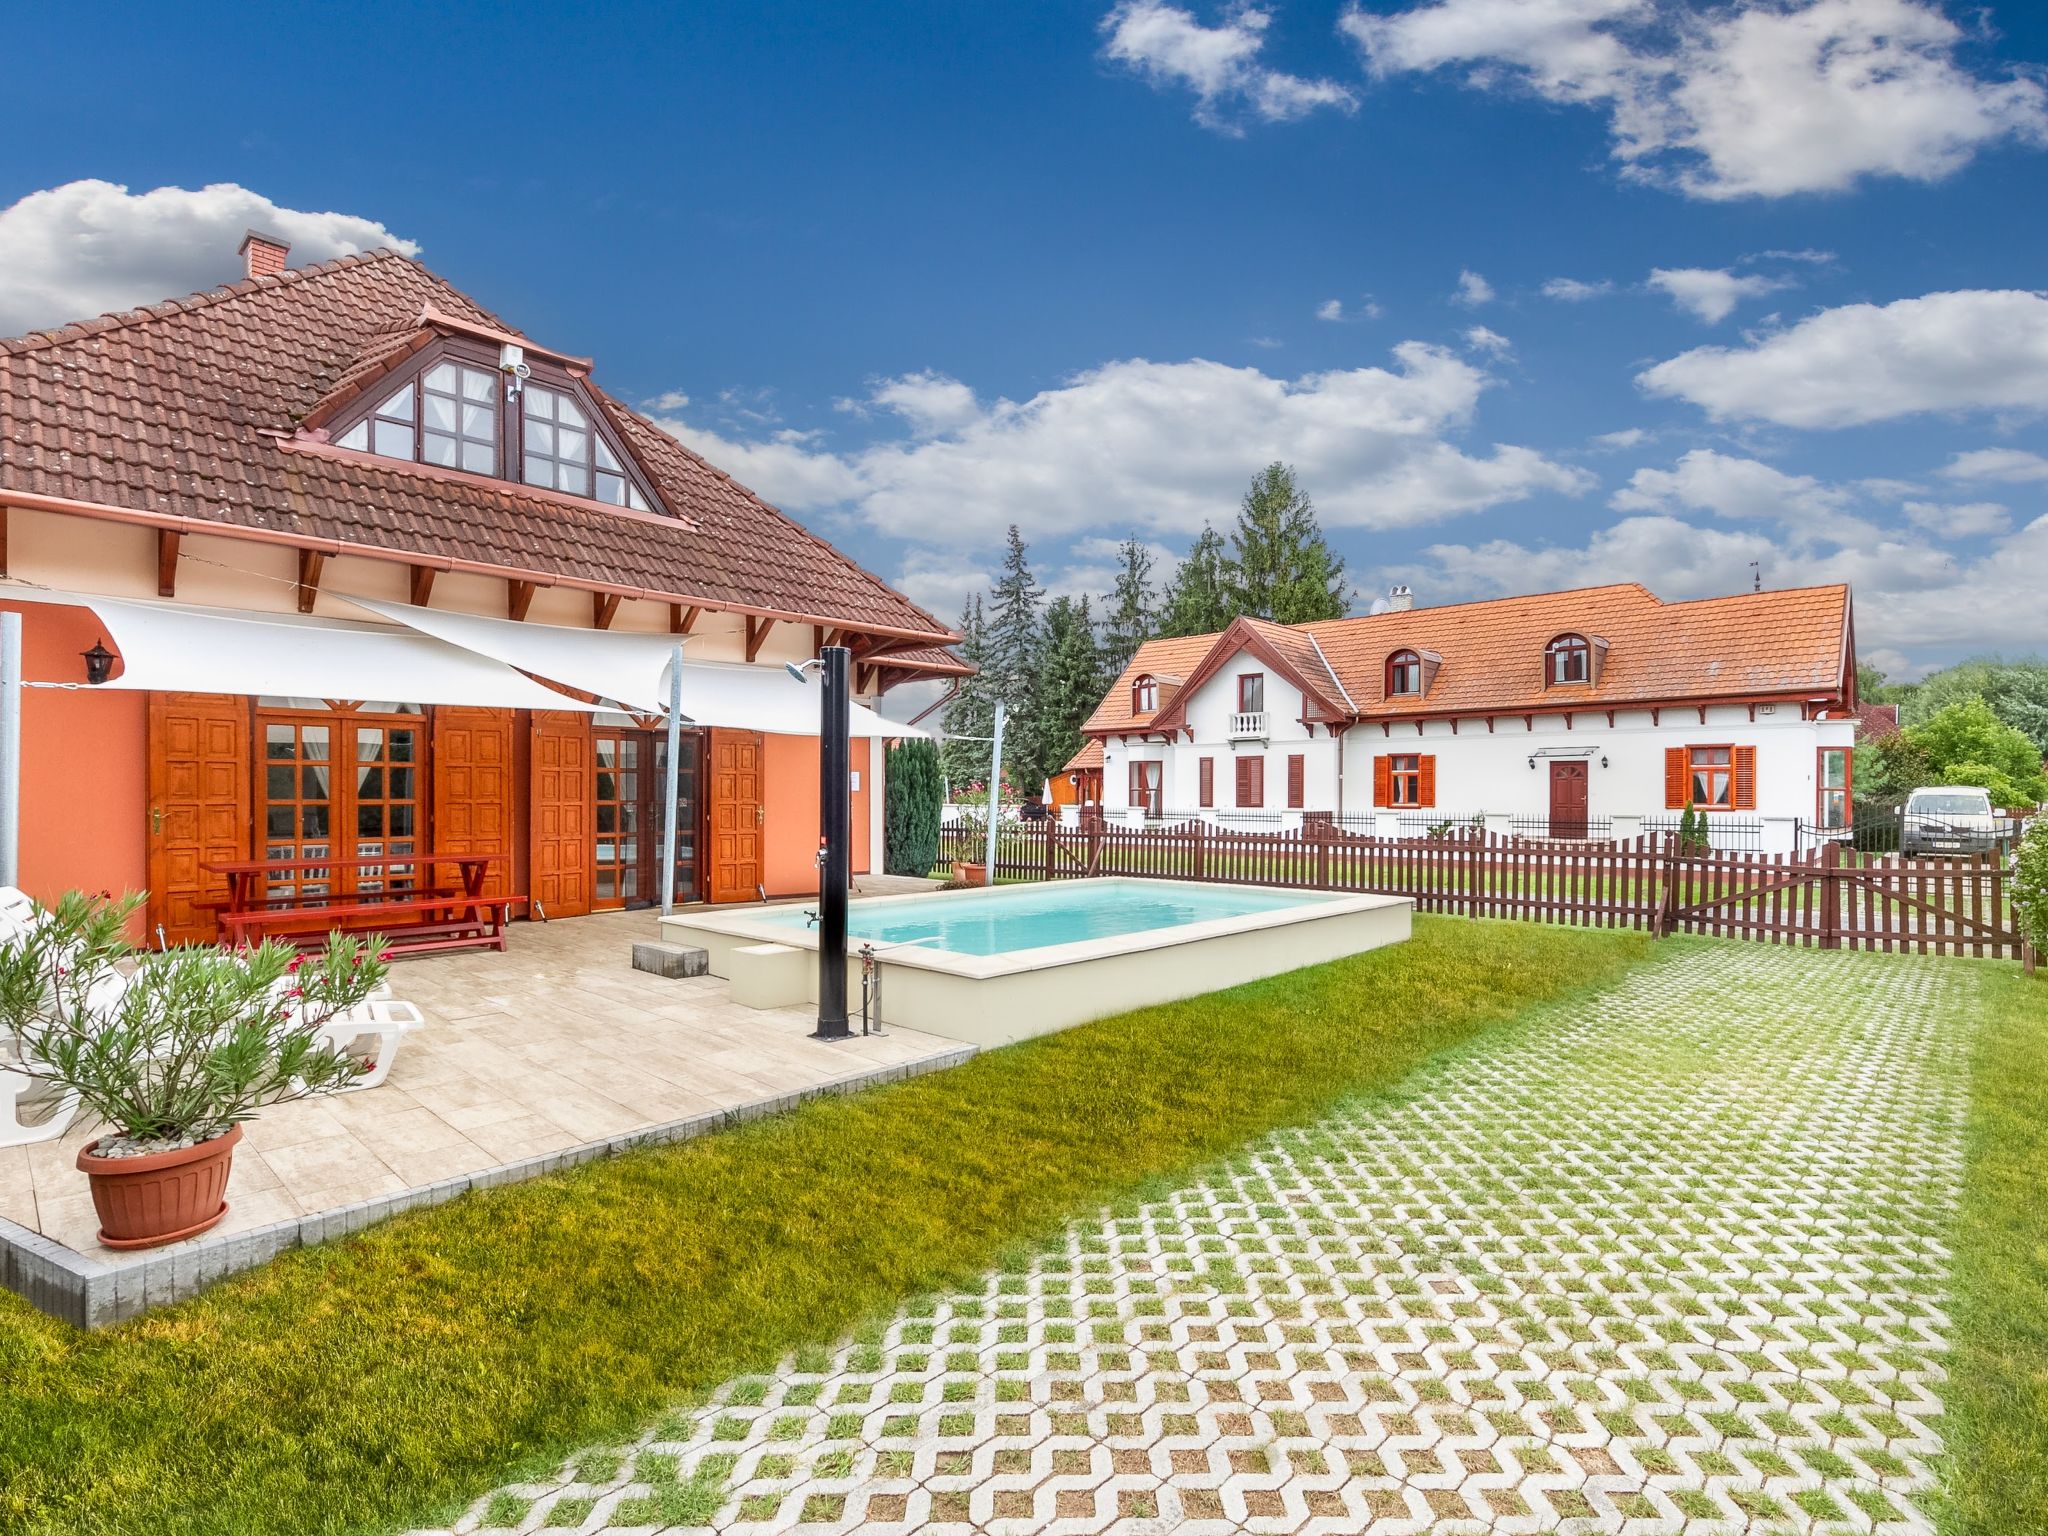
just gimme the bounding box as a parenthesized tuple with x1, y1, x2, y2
(661, 879, 1413, 1048)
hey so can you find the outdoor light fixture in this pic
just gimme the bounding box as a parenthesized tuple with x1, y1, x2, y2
(81, 639, 114, 686)
(1600, 754, 1610, 769)
(1527, 755, 1536, 770)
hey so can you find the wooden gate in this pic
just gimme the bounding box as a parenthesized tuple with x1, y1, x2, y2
(146, 692, 250, 944)
(432, 707, 515, 898)
(529, 711, 593, 919)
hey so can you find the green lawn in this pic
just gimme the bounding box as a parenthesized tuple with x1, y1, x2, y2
(0, 917, 1649, 1536)
(1941, 960, 2048, 1535)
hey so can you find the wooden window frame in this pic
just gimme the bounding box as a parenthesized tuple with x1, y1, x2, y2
(1128, 759, 1162, 816)
(1388, 752, 1423, 808)
(1817, 745, 1852, 829)
(1131, 674, 1159, 714)
(1235, 754, 1264, 809)
(1386, 649, 1423, 697)
(1238, 672, 1265, 714)
(1546, 633, 1592, 686)
(328, 338, 668, 515)
(253, 700, 429, 900)
(1684, 743, 1756, 811)
(1198, 755, 1214, 808)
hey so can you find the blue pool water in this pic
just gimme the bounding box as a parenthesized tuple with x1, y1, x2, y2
(753, 879, 1333, 958)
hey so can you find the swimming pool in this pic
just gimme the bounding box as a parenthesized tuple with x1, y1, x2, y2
(662, 877, 1411, 1048)
(746, 879, 1340, 957)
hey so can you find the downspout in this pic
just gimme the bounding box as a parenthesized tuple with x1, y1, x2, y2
(1307, 633, 1357, 815)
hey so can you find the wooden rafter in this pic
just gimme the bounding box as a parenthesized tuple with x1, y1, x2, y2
(295, 549, 325, 615)
(671, 603, 700, 635)
(592, 591, 622, 630)
(744, 615, 772, 662)
(409, 565, 437, 607)
(507, 580, 537, 623)
(157, 529, 181, 597)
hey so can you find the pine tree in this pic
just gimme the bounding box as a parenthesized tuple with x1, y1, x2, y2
(1099, 537, 1157, 678)
(985, 524, 1044, 720)
(1157, 525, 1234, 639)
(941, 594, 995, 788)
(1017, 596, 1105, 794)
(1225, 462, 1348, 624)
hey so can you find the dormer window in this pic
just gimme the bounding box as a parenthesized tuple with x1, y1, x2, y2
(1386, 649, 1423, 696)
(1132, 674, 1159, 713)
(328, 341, 662, 514)
(1547, 633, 1592, 686)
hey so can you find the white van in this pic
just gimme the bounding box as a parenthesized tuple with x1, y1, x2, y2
(1901, 786, 1999, 855)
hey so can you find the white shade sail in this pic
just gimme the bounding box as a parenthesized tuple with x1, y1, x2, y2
(5, 587, 594, 710)
(343, 595, 925, 738)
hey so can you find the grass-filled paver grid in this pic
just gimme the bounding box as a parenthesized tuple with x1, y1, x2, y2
(443, 943, 1968, 1534)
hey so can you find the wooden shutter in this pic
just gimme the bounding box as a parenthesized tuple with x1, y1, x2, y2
(1198, 757, 1214, 808)
(147, 692, 250, 945)
(708, 728, 766, 903)
(431, 707, 514, 898)
(1418, 754, 1436, 809)
(1732, 745, 1758, 810)
(1373, 754, 1392, 809)
(1664, 746, 1688, 809)
(1236, 756, 1263, 808)
(1286, 753, 1305, 809)
(529, 710, 594, 918)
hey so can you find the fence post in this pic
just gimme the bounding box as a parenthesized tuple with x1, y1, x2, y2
(1192, 819, 1207, 882)
(1820, 837, 1843, 950)
(1082, 805, 1103, 877)
(1044, 817, 1058, 882)
(1648, 830, 1676, 936)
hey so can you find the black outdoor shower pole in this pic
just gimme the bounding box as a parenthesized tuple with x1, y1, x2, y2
(813, 644, 853, 1039)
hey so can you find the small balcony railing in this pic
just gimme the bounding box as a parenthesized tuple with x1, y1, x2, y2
(1229, 711, 1268, 740)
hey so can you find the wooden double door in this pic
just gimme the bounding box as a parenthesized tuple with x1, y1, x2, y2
(530, 714, 712, 918)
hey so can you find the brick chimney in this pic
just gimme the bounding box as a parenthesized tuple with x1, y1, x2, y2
(1387, 584, 1415, 612)
(238, 229, 291, 279)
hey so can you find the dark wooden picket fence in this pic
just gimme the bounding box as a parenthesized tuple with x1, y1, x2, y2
(938, 815, 2033, 962)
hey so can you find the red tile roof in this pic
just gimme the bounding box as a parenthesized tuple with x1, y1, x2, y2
(1853, 703, 1901, 740)
(0, 249, 955, 644)
(1087, 583, 1852, 733)
(1062, 739, 1104, 774)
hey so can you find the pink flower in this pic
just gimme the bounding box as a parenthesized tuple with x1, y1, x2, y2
(284, 955, 304, 974)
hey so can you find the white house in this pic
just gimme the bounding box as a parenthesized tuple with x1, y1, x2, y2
(1077, 582, 1859, 854)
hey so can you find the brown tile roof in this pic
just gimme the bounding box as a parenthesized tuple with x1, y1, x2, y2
(1062, 738, 1104, 773)
(1081, 632, 1224, 734)
(876, 646, 976, 678)
(0, 249, 955, 642)
(1853, 702, 1901, 740)
(1086, 583, 1851, 732)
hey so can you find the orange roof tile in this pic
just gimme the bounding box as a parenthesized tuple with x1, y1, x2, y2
(0, 250, 955, 644)
(1085, 583, 1851, 733)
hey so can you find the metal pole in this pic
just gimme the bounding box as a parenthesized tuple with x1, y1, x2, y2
(0, 613, 18, 889)
(983, 701, 1005, 888)
(814, 644, 852, 1039)
(661, 642, 684, 915)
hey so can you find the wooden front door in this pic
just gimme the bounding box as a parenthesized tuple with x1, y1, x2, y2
(1549, 760, 1589, 839)
(530, 711, 594, 918)
(432, 707, 514, 898)
(147, 692, 250, 945)
(707, 728, 764, 904)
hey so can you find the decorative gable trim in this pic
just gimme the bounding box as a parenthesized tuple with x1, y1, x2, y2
(1148, 616, 1351, 736)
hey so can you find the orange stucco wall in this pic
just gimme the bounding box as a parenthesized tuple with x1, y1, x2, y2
(762, 734, 871, 898)
(0, 600, 150, 907)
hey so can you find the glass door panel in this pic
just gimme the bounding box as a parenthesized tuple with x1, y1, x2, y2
(261, 721, 332, 903)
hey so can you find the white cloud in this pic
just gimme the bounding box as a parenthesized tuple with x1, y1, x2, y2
(654, 347, 1591, 546)
(1611, 448, 1853, 523)
(1637, 289, 2048, 428)
(0, 179, 418, 334)
(1464, 325, 1513, 356)
(1542, 276, 1615, 301)
(1939, 446, 2048, 483)
(1316, 295, 1382, 322)
(1101, 1, 1356, 132)
(1342, 0, 2048, 200)
(866, 370, 982, 438)
(1646, 265, 1789, 323)
(1451, 268, 1496, 306)
(1591, 427, 1649, 450)
(1902, 499, 2011, 537)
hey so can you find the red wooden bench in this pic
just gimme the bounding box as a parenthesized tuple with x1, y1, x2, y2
(200, 854, 525, 957)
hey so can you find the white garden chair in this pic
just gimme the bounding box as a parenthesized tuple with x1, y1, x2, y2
(0, 1062, 80, 1148)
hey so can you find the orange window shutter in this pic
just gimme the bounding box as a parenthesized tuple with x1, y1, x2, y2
(1664, 746, 1688, 809)
(1373, 754, 1392, 808)
(1418, 754, 1437, 809)
(1733, 745, 1758, 810)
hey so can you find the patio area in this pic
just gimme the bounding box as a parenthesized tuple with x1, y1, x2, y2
(0, 895, 969, 1322)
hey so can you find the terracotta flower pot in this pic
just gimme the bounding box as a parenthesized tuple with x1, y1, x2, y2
(953, 861, 987, 885)
(76, 1123, 241, 1250)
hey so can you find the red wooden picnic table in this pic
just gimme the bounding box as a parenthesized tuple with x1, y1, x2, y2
(198, 853, 526, 956)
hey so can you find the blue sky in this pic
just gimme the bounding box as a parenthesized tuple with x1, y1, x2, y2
(3, 0, 2046, 679)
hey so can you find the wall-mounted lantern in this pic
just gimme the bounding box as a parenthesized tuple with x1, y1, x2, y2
(81, 639, 115, 686)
